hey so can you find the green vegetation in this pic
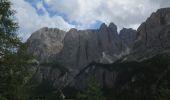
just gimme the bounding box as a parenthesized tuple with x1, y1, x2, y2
(79, 53, 170, 100)
(157, 88, 170, 100)
(25, 61, 68, 100)
(41, 61, 69, 76)
(27, 78, 62, 100)
(77, 76, 106, 100)
(0, 0, 170, 100)
(0, 95, 8, 100)
(0, 0, 32, 100)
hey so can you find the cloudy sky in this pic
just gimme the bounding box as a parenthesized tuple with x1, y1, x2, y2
(11, 0, 170, 41)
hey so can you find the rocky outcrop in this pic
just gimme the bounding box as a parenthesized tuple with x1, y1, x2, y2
(69, 63, 117, 89)
(27, 23, 135, 89)
(129, 8, 170, 60)
(57, 23, 127, 71)
(67, 53, 170, 100)
(27, 8, 170, 91)
(119, 28, 137, 49)
(27, 27, 67, 62)
(67, 8, 170, 89)
(26, 8, 170, 100)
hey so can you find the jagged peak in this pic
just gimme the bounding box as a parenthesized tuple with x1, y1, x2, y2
(99, 23, 107, 30)
(36, 27, 65, 33)
(108, 22, 117, 30)
(68, 28, 78, 33)
(39, 27, 49, 31)
(119, 28, 137, 37)
(157, 7, 170, 13)
(28, 27, 66, 43)
(120, 28, 136, 32)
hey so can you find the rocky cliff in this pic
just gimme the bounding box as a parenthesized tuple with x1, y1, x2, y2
(27, 8, 170, 97)
(71, 7, 170, 90)
(27, 27, 67, 62)
(119, 28, 137, 49)
(57, 23, 129, 71)
(68, 52, 170, 100)
(128, 8, 170, 61)
(27, 22, 137, 90)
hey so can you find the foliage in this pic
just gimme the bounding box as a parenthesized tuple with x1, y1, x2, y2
(27, 62, 65, 100)
(0, 95, 8, 100)
(77, 76, 106, 100)
(41, 61, 69, 75)
(0, 0, 20, 57)
(27, 80, 62, 100)
(157, 88, 170, 100)
(0, 0, 32, 100)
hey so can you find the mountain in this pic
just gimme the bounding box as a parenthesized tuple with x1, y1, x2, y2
(69, 52, 170, 100)
(72, 7, 170, 87)
(28, 23, 136, 65)
(27, 22, 137, 88)
(128, 8, 170, 61)
(57, 23, 129, 71)
(67, 8, 170, 99)
(27, 27, 67, 62)
(26, 8, 170, 100)
(119, 28, 137, 49)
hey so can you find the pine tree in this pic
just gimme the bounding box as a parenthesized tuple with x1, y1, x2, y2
(157, 88, 170, 100)
(77, 76, 106, 100)
(0, 0, 20, 57)
(0, 0, 32, 100)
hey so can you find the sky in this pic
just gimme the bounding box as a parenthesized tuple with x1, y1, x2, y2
(11, 0, 170, 41)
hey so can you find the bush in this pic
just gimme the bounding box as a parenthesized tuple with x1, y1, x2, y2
(77, 76, 106, 100)
(158, 88, 170, 100)
(0, 95, 8, 100)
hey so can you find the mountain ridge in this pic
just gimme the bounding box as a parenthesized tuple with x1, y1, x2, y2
(26, 8, 170, 98)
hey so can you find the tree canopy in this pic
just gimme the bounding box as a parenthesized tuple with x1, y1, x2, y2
(0, 0, 32, 100)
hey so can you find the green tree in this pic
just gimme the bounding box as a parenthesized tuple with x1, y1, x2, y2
(0, 0, 20, 57)
(77, 76, 106, 100)
(0, 95, 8, 100)
(157, 88, 170, 100)
(0, 0, 32, 100)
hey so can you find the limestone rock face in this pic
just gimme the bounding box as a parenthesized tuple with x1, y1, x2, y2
(119, 28, 137, 49)
(69, 64, 117, 89)
(68, 52, 170, 97)
(27, 27, 67, 62)
(27, 23, 133, 88)
(57, 23, 127, 72)
(129, 8, 170, 60)
(26, 7, 170, 92)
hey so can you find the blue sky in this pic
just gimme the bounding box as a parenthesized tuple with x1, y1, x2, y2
(11, 0, 170, 41)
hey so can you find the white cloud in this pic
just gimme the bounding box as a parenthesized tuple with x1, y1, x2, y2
(11, 0, 74, 41)
(11, 0, 170, 41)
(44, 0, 169, 30)
(159, 0, 170, 7)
